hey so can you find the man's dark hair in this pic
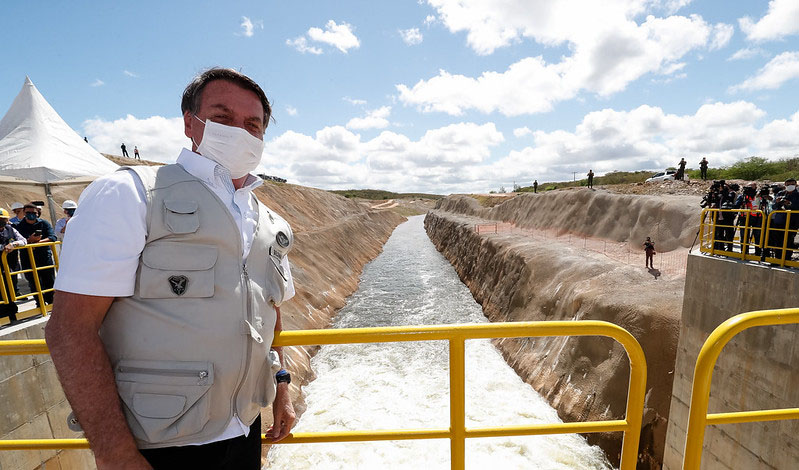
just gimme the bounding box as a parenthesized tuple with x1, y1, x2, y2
(181, 67, 273, 131)
(23, 203, 37, 211)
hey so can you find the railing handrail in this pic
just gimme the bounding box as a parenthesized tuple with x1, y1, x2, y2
(682, 308, 799, 469)
(0, 320, 647, 470)
(0, 241, 60, 317)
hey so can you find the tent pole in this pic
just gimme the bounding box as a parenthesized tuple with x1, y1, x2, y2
(43, 183, 58, 225)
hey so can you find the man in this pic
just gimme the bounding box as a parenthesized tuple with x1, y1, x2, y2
(677, 158, 687, 180)
(121, 142, 129, 158)
(134, 146, 140, 160)
(9, 202, 24, 224)
(769, 178, 799, 261)
(699, 157, 708, 181)
(587, 170, 594, 189)
(54, 200, 78, 241)
(533, 180, 538, 194)
(14, 203, 56, 305)
(0, 208, 26, 323)
(46, 68, 296, 470)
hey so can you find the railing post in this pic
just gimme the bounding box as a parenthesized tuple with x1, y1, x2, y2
(449, 337, 466, 470)
(25, 246, 46, 316)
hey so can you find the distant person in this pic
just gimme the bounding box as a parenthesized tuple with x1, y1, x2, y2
(769, 178, 799, 261)
(83, 136, 89, 143)
(676, 158, 687, 180)
(9, 202, 24, 225)
(699, 157, 708, 181)
(0, 208, 26, 322)
(643, 237, 656, 269)
(587, 170, 594, 189)
(54, 200, 78, 241)
(120, 142, 129, 158)
(15, 204, 56, 306)
(533, 180, 538, 193)
(134, 146, 140, 160)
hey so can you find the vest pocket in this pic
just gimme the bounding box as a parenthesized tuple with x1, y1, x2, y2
(115, 359, 214, 444)
(139, 242, 217, 298)
(164, 200, 199, 234)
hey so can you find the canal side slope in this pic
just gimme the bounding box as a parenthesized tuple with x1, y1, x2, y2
(425, 189, 695, 469)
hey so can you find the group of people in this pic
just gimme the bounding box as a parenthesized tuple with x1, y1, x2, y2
(0, 199, 77, 324)
(120, 142, 140, 159)
(704, 178, 799, 261)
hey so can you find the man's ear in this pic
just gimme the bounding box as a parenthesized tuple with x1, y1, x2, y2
(183, 112, 194, 139)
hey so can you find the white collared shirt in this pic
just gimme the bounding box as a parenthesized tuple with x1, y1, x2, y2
(55, 149, 295, 444)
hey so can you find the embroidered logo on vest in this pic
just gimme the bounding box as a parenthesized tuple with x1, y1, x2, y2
(276, 231, 289, 248)
(168, 275, 188, 296)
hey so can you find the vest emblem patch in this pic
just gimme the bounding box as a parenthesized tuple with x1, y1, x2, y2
(168, 275, 188, 296)
(276, 231, 289, 248)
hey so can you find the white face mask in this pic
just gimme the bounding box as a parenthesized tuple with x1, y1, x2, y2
(787, 185, 796, 192)
(192, 116, 264, 179)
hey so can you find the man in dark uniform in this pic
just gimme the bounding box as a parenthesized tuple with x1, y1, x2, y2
(121, 143, 129, 157)
(587, 170, 594, 188)
(14, 204, 56, 305)
(699, 157, 708, 180)
(533, 180, 538, 193)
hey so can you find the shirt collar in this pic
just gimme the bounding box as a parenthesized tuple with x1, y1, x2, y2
(176, 149, 263, 192)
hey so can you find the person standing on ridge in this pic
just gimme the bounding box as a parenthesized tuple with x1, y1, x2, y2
(46, 68, 296, 470)
(134, 146, 140, 160)
(643, 237, 656, 269)
(699, 157, 708, 181)
(676, 158, 687, 180)
(533, 180, 538, 193)
(121, 143, 129, 158)
(587, 170, 594, 189)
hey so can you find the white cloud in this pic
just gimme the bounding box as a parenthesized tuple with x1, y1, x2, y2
(727, 47, 767, 61)
(123, 70, 138, 78)
(82, 115, 186, 163)
(343, 97, 367, 106)
(90, 79, 105, 87)
(399, 28, 423, 45)
(730, 51, 799, 92)
(305, 20, 360, 53)
(514, 127, 533, 138)
(285, 106, 298, 116)
(399, 2, 732, 116)
(239, 16, 262, 37)
(424, 15, 436, 26)
(739, 0, 799, 41)
(286, 37, 323, 55)
(346, 106, 392, 130)
(80, 103, 799, 194)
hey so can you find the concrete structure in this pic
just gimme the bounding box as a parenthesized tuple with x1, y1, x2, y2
(663, 254, 799, 469)
(0, 318, 95, 470)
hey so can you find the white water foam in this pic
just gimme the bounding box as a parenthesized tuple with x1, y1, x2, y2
(267, 216, 613, 470)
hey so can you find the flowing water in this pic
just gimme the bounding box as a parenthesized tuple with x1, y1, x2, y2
(267, 216, 612, 470)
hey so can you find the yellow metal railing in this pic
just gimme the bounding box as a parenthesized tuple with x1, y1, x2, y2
(698, 209, 798, 268)
(0, 241, 60, 318)
(0, 321, 648, 470)
(682, 308, 799, 469)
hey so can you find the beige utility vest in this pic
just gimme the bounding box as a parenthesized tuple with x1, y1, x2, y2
(99, 164, 292, 448)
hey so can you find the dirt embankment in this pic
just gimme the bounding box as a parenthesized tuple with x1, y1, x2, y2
(426, 189, 691, 469)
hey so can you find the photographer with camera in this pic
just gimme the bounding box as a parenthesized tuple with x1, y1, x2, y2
(735, 183, 760, 255)
(769, 178, 799, 262)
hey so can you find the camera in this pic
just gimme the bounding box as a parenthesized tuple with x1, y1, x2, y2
(743, 186, 757, 198)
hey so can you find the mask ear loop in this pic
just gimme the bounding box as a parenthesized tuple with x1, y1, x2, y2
(191, 115, 205, 148)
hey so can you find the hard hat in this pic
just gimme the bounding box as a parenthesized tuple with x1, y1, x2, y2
(62, 200, 78, 209)
(0, 208, 9, 218)
(9, 202, 23, 211)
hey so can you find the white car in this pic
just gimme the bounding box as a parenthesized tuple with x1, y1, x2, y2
(645, 170, 677, 183)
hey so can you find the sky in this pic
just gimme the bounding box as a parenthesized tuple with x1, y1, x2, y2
(2, 0, 799, 194)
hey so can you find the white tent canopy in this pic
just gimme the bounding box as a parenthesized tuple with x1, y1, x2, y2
(0, 77, 118, 183)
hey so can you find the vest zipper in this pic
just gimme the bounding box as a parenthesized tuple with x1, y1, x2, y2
(117, 366, 209, 380)
(233, 263, 254, 416)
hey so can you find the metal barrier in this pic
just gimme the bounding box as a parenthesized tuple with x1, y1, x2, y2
(698, 209, 798, 268)
(0, 241, 60, 318)
(0, 321, 648, 470)
(682, 308, 799, 469)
